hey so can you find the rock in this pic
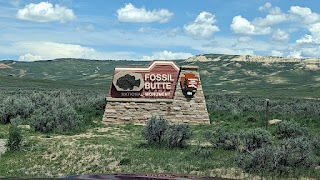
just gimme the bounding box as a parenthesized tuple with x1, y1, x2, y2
(186, 55, 209, 62)
(268, 119, 282, 125)
(0, 139, 7, 155)
(17, 125, 30, 129)
(173, 107, 181, 111)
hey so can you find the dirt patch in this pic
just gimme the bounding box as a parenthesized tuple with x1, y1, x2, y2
(189, 140, 211, 146)
(0, 63, 11, 68)
(305, 64, 320, 71)
(95, 127, 118, 133)
(81, 73, 101, 80)
(234, 63, 242, 68)
(209, 167, 259, 179)
(19, 69, 26, 77)
(227, 70, 236, 75)
(314, 77, 320, 81)
(243, 70, 258, 76)
(200, 70, 211, 76)
(266, 76, 288, 84)
(230, 79, 241, 83)
(0, 139, 7, 155)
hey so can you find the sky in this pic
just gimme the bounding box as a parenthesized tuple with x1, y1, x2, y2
(1, 0, 320, 61)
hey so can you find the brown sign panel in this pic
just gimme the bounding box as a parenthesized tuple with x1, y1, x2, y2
(180, 73, 199, 97)
(109, 61, 180, 99)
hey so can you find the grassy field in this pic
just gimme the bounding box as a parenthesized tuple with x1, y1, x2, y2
(0, 118, 319, 179)
(1, 58, 320, 98)
(0, 56, 320, 179)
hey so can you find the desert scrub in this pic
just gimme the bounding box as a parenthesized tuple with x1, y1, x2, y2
(32, 98, 82, 133)
(204, 128, 239, 150)
(165, 124, 192, 148)
(235, 137, 317, 175)
(142, 116, 168, 145)
(0, 90, 105, 133)
(142, 116, 192, 148)
(0, 96, 34, 124)
(276, 120, 308, 139)
(240, 128, 272, 152)
(6, 125, 23, 151)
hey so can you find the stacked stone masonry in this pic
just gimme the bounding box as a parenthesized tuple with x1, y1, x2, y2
(103, 66, 210, 125)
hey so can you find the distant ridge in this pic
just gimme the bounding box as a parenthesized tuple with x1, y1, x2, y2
(186, 54, 320, 63)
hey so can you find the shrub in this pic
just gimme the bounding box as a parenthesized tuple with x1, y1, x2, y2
(0, 96, 34, 124)
(189, 142, 214, 159)
(119, 158, 131, 165)
(240, 128, 272, 152)
(0, 96, 15, 124)
(6, 125, 23, 151)
(13, 96, 34, 118)
(311, 135, 320, 156)
(0, 107, 7, 124)
(276, 121, 308, 139)
(246, 115, 257, 122)
(235, 137, 316, 175)
(142, 116, 168, 145)
(10, 115, 24, 127)
(235, 146, 275, 173)
(32, 98, 82, 133)
(277, 137, 315, 170)
(165, 124, 192, 148)
(30, 92, 51, 108)
(204, 128, 239, 150)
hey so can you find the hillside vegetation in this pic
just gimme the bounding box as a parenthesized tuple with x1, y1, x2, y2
(0, 55, 319, 179)
(1, 55, 320, 98)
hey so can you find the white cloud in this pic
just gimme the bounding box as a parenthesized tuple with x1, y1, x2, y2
(288, 47, 320, 59)
(296, 34, 315, 44)
(259, 2, 282, 15)
(166, 27, 180, 37)
(288, 6, 320, 25)
(15, 41, 140, 60)
(288, 51, 302, 58)
(230, 15, 271, 35)
(117, 3, 173, 23)
(183, 11, 219, 39)
(10, 0, 20, 7)
(18, 53, 42, 61)
(253, 14, 287, 27)
(289, 6, 312, 17)
(76, 25, 95, 31)
(16, 2, 75, 23)
(138, 27, 156, 33)
(272, 29, 289, 42)
(142, 50, 193, 60)
(233, 3, 287, 31)
(308, 23, 320, 36)
(237, 36, 252, 43)
(271, 50, 283, 57)
(259, 2, 272, 12)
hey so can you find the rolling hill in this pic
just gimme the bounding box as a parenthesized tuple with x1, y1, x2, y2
(0, 54, 320, 99)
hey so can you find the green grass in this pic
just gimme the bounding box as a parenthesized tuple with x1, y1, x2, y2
(0, 118, 319, 179)
(1, 56, 320, 179)
(1, 58, 320, 98)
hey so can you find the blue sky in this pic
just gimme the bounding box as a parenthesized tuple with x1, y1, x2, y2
(1, 0, 320, 61)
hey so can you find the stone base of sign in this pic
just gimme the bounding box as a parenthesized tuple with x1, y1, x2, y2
(102, 66, 210, 125)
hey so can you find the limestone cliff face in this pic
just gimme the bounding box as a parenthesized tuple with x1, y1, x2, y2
(186, 54, 320, 64)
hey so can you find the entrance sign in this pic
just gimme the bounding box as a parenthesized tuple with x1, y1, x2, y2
(103, 61, 210, 125)
(109, 61, 179, 98)
(180, 73, 199, 97)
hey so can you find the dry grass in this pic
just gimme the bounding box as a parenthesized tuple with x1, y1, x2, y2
(0, 64, 12, 68)
(266, 76, 288, 84)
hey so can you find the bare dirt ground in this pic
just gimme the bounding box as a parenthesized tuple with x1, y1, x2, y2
(0, 139, 7, 155)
